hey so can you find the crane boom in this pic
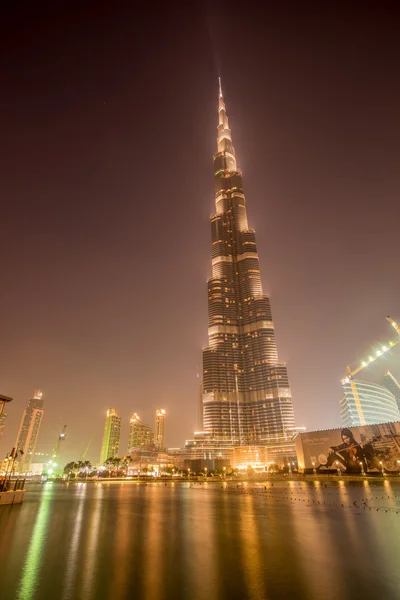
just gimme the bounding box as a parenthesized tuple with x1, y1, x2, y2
(342, 338, 399, 382)
(52, 424, 67, 460)
(341, 316, 400, 425)
(387, 316, 400, 337)
(80, 434, 94, 461)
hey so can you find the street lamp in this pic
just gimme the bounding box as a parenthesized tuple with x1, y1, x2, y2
(359, 461, 365, 476)
(335, 461, 341, 476)
(188, 468, 190, 480)
(312, 461, 316, 476)
(379, 461, 385, 476)
(288, 461, 292, 475)
(223, 466, 226, 478)
(204, 467, 208, 478)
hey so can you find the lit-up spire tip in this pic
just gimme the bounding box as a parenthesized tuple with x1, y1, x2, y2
(218, 77, 223, 98)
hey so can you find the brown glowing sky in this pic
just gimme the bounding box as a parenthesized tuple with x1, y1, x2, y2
(1, 2, 400, 464)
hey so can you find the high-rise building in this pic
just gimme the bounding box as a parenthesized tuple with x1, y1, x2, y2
(341, 379, 400, 427)
(0, 394, 13, 439)
(0, 412, 7, 438)
(15, 390, 44, 473)
(100, 408, 121, 464)
(128, 413, 154, 451)
(202, 81, 295, 445)
(382, 371, 400, 411)
(155, 409, 166, 449)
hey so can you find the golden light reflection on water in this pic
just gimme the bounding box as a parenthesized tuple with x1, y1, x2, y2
(81, 483, 103, 599)
(286, 481, 346, 600)
(61, 484, 87, 600)
(4, 480, 400, 600)
(111, 483, 135, 599)
(17, 484, 54, 600)
(336, 479, 368, 573)
(364, 479, 400, 582)
(183, 482, 218, 599)
(239, 492, 266, 599)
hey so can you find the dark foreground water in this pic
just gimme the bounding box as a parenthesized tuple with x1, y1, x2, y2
(1, 479, 400, 600)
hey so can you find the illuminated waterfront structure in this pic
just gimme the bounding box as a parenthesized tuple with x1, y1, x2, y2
(155, 408, 166, 449)
(166, 431, 297, 471)
(382, 371, 400, 411)
(202, 80, 295, 445)
(128, 413, 154, 451)
(341, 379, 400, 427)
(15, 390, 44, 473)
(100, 408, 121, 464)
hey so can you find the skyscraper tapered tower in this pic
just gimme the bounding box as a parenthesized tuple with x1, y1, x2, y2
(15, 390, 44, 473)
(202, 81, 295, 445)
(100, 408, 121, 464)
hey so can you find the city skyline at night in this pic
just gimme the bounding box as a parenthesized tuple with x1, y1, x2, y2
(2, 5, 400, 600)
(1, 3, 399, 463)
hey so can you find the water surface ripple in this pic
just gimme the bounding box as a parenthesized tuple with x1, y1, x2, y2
(1, 479, 400, 600)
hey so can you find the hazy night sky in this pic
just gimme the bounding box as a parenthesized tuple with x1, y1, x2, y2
(1, 2, 400, 465)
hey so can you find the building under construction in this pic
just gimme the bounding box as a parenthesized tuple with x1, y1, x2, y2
(340, 317, 400, 427)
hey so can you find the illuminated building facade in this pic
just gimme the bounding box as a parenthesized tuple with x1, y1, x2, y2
(155, 408, 166, 449)
(128, 413, 154, 451)
(202, 81, 295, 445)
(15, 390, 44, 473)
(169, 431, 296, 471)
(341, 379, 400, 427)
(0, 412, 6, 438)
(100, 408, 121, 464)
(382, 371, 400, 411)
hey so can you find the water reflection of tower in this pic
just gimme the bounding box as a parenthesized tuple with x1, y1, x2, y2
(15, 389, 44, 473)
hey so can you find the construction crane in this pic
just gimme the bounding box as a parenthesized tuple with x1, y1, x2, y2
(387, 316, 400, 337)
(52, 425, 67, 462)
(341, 317, 400, 425)
(79, 433, 94, 461)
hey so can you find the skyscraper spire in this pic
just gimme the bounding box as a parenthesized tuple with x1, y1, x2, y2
(202, 85, 295, 445)
(216, 80, 236, 172)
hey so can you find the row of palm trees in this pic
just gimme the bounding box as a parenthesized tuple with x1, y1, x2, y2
(62, 459, 252, 479)
(104, 456, 130, 470)
(63, 460, 93, 477)
(63, 456, 131, 478)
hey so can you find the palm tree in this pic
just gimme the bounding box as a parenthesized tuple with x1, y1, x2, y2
(80, 460, 92, 478)
(63, 461, 76, 478)
(74, 461, 84, 475)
